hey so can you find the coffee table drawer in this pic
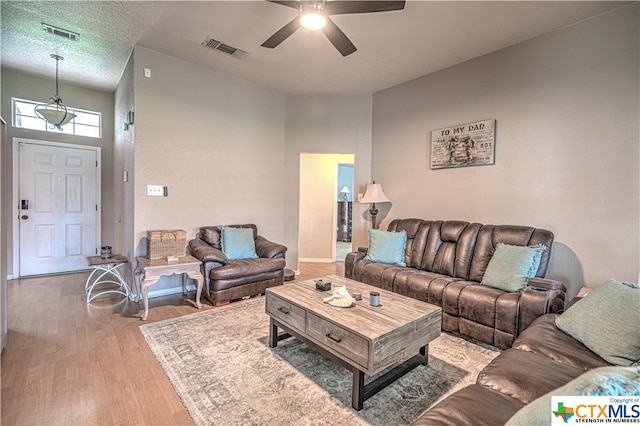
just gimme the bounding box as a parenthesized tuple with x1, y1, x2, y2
(307, 312, 369, 368)
(266, 293, 306, 333)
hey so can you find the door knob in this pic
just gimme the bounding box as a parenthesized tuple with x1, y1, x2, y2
(20, 215, 29, 220)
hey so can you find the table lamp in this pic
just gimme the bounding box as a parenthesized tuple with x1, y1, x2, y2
(360, 181, 390, 229)
(339, 186, 351, 201)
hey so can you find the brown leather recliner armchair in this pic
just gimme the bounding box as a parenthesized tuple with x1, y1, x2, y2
(188, 224, 287, 306)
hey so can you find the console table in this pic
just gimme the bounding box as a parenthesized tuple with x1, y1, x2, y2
(85, 255, 130, 303)
(134, 255, 203, 321)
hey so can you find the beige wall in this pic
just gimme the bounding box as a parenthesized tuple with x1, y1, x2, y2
(113, 52, 136, 282)
(1, 68, 115, 277)
(1, 117, 7, 348)
(284, 95, 373, 272)
(371, 4, 639, 297)
(128, 51, 374, 285)
(129, 47, 286, 293)
(299, 153, 354, 262)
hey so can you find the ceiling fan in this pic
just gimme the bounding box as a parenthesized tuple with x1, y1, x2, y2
(261, 0, 406, 57)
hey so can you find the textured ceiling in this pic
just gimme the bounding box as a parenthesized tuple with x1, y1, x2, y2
(1, 1, 629, 94)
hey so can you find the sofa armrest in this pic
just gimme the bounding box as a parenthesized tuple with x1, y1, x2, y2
(189, 239, 227, 264)
(345, 250, 367, 279)
(255, 235, 287, 259)
(518, 278, 567, 335)
(526, 277, 567, 292)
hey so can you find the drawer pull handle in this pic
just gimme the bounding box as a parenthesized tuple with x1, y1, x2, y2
(326, 333, 342, 343)
(278, 307, 290, 314)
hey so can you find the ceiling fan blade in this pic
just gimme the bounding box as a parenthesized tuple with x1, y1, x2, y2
(266, 1, 303, 10)
(261, 17, 302, 48)
(325, 1, 405, 15)
(322, 18, 357, 57)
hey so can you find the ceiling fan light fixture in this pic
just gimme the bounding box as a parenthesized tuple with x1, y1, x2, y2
(263, 0, 405, 56)
(300, 4, 327, 30)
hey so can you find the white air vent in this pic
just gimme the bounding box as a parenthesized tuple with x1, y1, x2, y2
(42, 23, 80, 41)
(201, 37, 248, 60)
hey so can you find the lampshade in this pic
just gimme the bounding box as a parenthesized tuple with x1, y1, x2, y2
(340, 186, 351, 194)
(360, 183, 390, 204)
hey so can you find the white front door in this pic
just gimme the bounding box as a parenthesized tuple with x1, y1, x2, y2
(17, 140, 100, 276)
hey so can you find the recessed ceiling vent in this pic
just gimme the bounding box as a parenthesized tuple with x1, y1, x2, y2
(201, 37, 248, 60)
(42, 23, 80, 41)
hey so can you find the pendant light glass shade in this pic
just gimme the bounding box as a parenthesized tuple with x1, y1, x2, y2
(35, 103, 76, 129)
(34, 54, 76, 131)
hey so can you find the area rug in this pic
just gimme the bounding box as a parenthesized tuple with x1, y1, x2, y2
(140, 297, 500, 426)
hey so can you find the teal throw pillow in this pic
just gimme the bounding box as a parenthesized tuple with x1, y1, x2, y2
(506, 365, 640, 426)
(481, 243, 546, 292)
(364, 229, 407, 266)
(555, 279, 640, 366)
(219, 226, 258, 261)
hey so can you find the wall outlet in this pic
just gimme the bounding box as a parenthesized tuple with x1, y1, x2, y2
(147, 185, 165, 197)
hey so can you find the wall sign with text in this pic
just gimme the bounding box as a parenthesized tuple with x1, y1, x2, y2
(430, 119, 496, 169)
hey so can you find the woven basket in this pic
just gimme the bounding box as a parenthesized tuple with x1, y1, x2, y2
(146, 229, 187, 259)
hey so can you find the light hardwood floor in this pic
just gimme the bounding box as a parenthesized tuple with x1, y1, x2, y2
(1, 262, 344, 425)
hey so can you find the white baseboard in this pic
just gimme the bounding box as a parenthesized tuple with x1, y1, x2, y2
(299, 258, 333, 263)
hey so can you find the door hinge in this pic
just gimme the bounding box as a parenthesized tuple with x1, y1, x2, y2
(96, 204, 98, 211)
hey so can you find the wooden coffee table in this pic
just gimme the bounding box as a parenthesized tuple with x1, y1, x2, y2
(265, 274, 442, 410)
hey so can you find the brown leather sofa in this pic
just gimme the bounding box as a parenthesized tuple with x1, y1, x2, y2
(412, 308, 612, 425)
(188, 224, 287, 305)
(345, 219, 566, 349)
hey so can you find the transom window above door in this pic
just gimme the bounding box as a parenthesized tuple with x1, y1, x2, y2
(11, 98, 102, 138)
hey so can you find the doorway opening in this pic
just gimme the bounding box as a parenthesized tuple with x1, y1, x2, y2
(298, 153, 354, 264)
(336, 163, 353, 261)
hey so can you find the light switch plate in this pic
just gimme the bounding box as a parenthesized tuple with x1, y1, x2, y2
(147, 185, 164, 196)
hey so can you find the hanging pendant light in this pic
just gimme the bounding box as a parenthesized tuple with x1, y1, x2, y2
(34, 54, 76, 130)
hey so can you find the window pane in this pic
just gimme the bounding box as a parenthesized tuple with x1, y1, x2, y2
(15, 101, 39, 118)
(12, 97, 101, 138)
(17, 116, 47, 131)
(73, 111, 100, 126)
(74, 123, 100, 138)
